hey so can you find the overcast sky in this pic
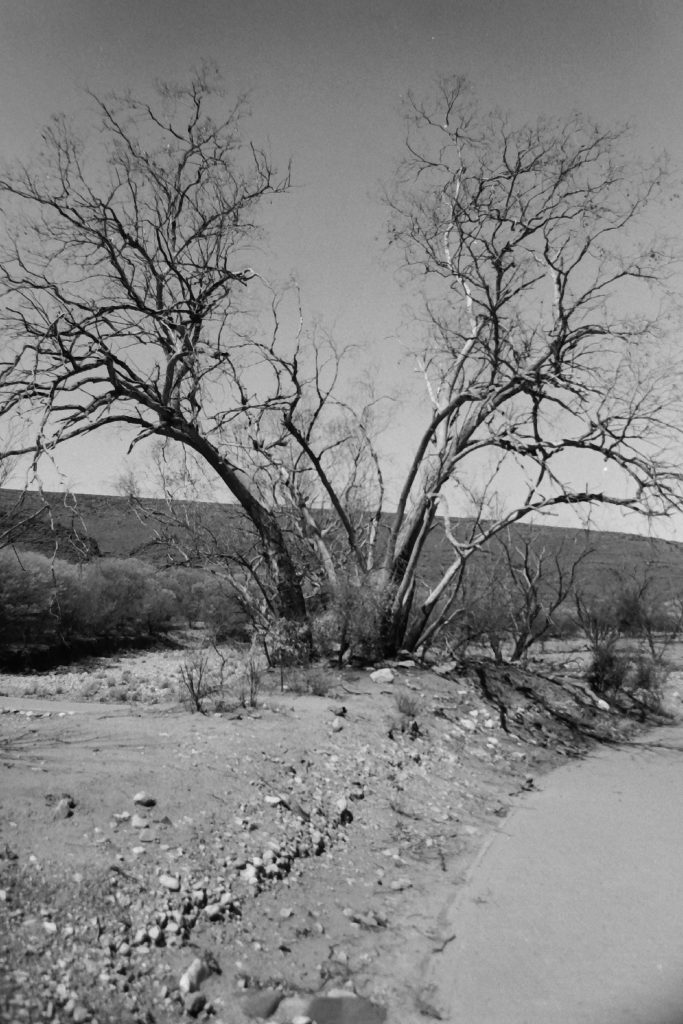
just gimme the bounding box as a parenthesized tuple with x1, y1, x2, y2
(2, 0, 683, 536)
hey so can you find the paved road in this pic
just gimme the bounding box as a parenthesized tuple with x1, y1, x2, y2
(428, 725, 683, 1024)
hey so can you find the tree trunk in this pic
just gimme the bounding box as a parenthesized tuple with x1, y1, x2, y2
(184, 431, 310, 629)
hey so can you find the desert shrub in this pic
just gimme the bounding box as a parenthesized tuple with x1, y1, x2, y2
(627, 655, 668, 708)
(0, 548, 178, 666)
(395, 687, 422, 718)
(237, 657, 261, 708)
(281, 668, 331, 696)
(177, 648, 220, 712)
(311, 581, 385, 663)
(585, 643, 629, 695)
(0, 548, 57, 646)
(260, 617, 312, 666)
(308, 672, 331, 696)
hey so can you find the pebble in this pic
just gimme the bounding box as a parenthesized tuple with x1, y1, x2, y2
(390, 877, 413, 891)
(53, 796, 75, 820)
(179, 957, 214, 995)
(159, 873, 181, 891)
(133, 791, 156, 807)
(183, 992, 206, 1017)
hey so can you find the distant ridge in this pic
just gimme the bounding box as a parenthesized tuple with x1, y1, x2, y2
(2, 488, 683, 596)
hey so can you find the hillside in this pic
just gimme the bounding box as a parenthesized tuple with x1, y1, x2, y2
(2, 487, 683, 597)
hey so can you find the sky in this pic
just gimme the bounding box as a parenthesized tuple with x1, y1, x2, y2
(1, 0, 683, 537)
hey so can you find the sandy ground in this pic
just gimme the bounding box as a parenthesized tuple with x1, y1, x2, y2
(426, 718, 683, 1024)
(0, 643, 666, 1023)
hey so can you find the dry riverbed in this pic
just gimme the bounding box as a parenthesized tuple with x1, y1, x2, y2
(0, 644, 672, 1024)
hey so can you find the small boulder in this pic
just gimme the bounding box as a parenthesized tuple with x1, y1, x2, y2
(179, 956, 214, 995)
(239, 988, 283, 1019)
(370, 668, 395, 685)
(183, 992, 206, 1018)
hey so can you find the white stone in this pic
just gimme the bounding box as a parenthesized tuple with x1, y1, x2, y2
(159, 873, 181, 891)
(370, 668, 395, 685)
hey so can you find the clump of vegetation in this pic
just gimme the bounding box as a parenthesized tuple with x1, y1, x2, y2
(585, 643, 628, 695)
(395, 687, 422, 719)
(177, 649, 221, 713)
(237, 658, 261, 709)
(0, 548, 180, 668)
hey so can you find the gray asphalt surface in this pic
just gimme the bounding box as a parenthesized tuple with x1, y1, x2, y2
(429, 724, 683, 1024)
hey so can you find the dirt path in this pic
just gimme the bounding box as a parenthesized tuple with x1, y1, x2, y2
(426, 723, 683, 1024)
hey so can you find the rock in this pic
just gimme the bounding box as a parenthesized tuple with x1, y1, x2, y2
(289, 800, 310, 822)
(370, 668, 395, 685)
(71, 1005, 91, 1023)
(133, 791, 156, 807)
(277, 996, 311, 1022)
(390, 877, 413, 891)
(131, 813, 149, 829)
(204, 903, 223, 921)
(239, 989, 284, 1019)
(179, 957, 215, 995)
(53, 797, 74, 820)
(264, 794, 282, 806)
(183, 992, 206, 1017)
(159, 873, 181, 892)
(279, 906, 294, 919)
(331, 716, 344, 733)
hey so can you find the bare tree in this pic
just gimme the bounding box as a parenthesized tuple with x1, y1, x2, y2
(0, 68, 350, 635)
(373, 76, 683, 653)
(492, 526, 590, 662)
(612, 564, 683, 663)
(1, 71, 682, 658)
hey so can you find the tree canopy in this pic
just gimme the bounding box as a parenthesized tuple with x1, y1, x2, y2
(0, 71, 681, 657)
